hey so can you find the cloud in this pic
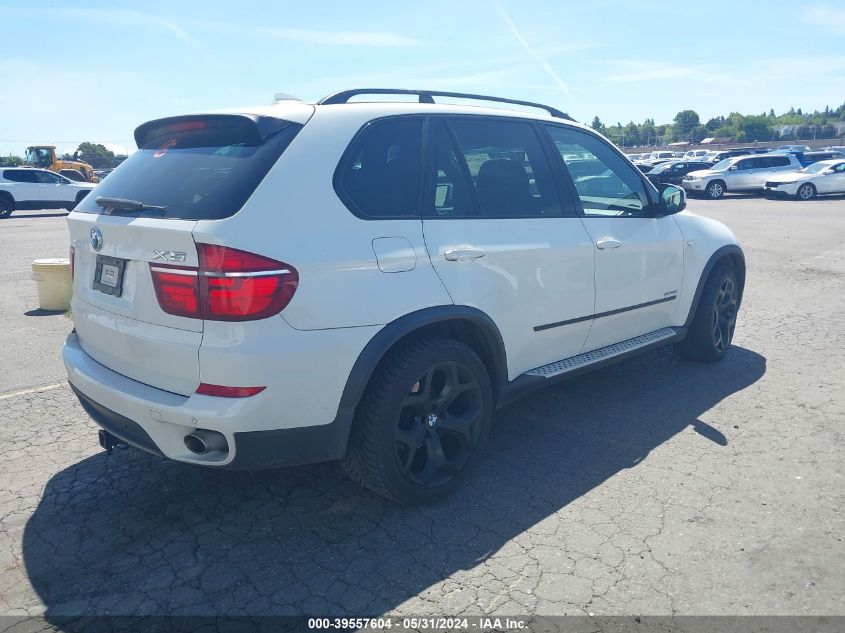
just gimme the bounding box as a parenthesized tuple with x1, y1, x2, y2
(494, 3, 570, 95)
(1, 7, 223, 65)
(253, 26, 429, 47)
(605, 63, 700, 83)
(803, 6, 845, 31)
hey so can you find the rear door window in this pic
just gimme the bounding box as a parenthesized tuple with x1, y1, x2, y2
(437, 117, 562, 218)
(74, 115, 302, 220)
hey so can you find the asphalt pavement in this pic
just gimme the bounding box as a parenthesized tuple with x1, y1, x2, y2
(0, 196, 843, 621)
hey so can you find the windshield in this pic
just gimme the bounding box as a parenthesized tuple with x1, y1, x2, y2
(649, 163, 672, 174)
(711, 158, 734, 171)
(802, 162, 835, 174)
(74, 117, 302, 220)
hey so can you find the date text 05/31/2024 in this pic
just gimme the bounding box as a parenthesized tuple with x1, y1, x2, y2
(307, 617, 528, 630)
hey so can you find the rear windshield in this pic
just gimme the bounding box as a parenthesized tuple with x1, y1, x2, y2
(75, 115, 302, 220)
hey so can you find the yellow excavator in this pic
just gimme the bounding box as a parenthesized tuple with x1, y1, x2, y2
(24, 145, 99, 183)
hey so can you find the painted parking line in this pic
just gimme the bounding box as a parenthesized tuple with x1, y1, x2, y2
(0, 382, 64, 400)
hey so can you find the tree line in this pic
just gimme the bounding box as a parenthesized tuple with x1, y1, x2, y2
(592, 103, 845, 147)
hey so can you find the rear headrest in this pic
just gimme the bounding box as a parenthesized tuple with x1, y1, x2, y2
(476, 159, 530, 216)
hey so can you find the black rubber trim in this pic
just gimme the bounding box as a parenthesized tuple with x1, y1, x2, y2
(682, 244, 746, 330)
(497, 328, 684, 408)
(336, 305, 508, 413)
(70, 384, 163, 457)
(534, 295, 677, 332)
(226, 408, 356, 470)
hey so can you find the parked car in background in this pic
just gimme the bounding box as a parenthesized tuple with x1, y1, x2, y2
(794, 150, 845, 167)
(777, 145, 811, 153)
(763, 159, 845, 200)
(683, 153, 802, 198)
(0, 167, 95, 218)
(645, 161, 713, 187)
(60, 169, 88, 182)
(682, 149, 709, 160)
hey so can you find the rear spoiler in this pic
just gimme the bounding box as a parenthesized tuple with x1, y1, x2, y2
(134, 114, 296, 149)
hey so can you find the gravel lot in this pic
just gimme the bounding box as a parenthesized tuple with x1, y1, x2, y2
(0, 196, 843, 621)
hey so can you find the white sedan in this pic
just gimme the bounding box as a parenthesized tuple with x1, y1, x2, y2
(763, 159, 845, 200)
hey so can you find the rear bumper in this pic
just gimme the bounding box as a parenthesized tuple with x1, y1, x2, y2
(64, 332, 355, 469)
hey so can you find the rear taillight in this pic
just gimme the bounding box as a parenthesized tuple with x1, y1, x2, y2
(69, 245, 75, 281)
(150, 244, 298, 321)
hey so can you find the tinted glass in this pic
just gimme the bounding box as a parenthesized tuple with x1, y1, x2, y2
(338, 117, 423, 218)
(445, 118, 561, 218)
(428, 119, 475, 217)
(545, 125, 649, 218)
(4, 170, 38, 183)
(75, 116, 302, 220)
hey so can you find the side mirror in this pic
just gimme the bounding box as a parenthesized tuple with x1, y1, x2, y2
(822, 169, 834, 175)
(657, 184, 686, 216)
(728, 165, 738, 171)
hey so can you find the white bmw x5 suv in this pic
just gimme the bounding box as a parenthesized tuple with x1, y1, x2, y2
(63, 89, 745, 504)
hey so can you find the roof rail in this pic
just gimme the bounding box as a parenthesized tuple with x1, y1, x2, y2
(317, 89, 573, 121)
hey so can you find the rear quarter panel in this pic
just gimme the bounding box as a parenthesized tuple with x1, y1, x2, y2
(192, 107, 453, 331)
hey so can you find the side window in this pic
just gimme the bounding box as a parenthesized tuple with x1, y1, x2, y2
(336, 117, 423, 218)
(734, 159, 753, 170)
(6, 170, 37, 183)
(441, 118, 562, 218)
(545, 125, 649, 218)
(770, 156, 790, 167)
(36, 171, 61, 184)
(428, 119, 475, 217)
(835, 163, 845, 173)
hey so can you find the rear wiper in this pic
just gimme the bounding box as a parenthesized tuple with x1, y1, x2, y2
(96, 196, 168, 215)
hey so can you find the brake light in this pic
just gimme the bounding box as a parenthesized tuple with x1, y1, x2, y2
(149, 244, 298, 321)
(69, 245, 75, 281)
(196, 383, 265, 398)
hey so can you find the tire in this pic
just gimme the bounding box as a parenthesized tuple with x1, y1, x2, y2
(705, 180, 726, 199)
(0, 195, 13, 218)
(68, 191, 88, 211)
(343, 336, 493, 505)
(675, 264, 739, 362)
(796, 183, 816, 201)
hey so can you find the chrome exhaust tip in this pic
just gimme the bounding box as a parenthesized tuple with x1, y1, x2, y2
(184, 429, 227, 455)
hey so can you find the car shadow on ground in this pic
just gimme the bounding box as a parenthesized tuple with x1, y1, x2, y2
(22, 345, 765, 617)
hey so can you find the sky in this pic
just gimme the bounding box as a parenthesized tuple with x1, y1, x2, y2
(0, 0, 843, 156)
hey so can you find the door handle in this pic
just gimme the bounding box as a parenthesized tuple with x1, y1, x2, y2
(595, 238, 622, 250)
(444, 247, 486, 262)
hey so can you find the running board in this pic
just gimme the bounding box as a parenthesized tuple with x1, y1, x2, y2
(525, 328, 677, 379)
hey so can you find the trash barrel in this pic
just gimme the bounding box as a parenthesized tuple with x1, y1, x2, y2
(31, 258, 72, 311)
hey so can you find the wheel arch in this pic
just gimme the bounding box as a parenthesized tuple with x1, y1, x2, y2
(336, 306, 508, 417)
(682, 244, 746, 330)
